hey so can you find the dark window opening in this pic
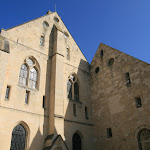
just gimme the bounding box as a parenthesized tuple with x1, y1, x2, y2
(74, 82, 79, 101)
(125, 72, 131, 86)
(107, 128, 112, 138)
(72, 133, 81, 150)
(136, 97, 142, 108)
(43, 96, 46, 108)
(95, 67, 100, 73)
(67, 80, 72, 100)
(73, 104, 76, 116)
(85, 107, 89, 119)
(10, 124, 26, 150)
(100, 50, 103, 58)
(25, 91, 30, 104)
(5, 86, 10, 99)
(108, 58, 115, 66)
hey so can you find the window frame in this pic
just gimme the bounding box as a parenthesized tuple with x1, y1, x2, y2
(18, 57, 40, 90)
(5, 85, 11, 100)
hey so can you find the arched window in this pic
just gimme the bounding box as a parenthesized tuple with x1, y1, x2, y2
(10, 124, 27, 150)
(67, 75, 79, 101)
(72, 133, 82, 150)
(138, 129, 150, 150)
(18, 57, 39, 89)
(19, 64, 28, 85)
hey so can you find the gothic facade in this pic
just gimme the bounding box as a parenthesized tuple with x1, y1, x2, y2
(0, 11, 150, 150)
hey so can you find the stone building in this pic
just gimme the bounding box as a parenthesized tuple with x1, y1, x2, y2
(0, 11, 150, 150)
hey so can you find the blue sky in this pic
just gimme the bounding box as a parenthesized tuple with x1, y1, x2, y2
(0, 0, 150, 63)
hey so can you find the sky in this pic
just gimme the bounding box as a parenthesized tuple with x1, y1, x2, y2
(0, 0, 150, 63)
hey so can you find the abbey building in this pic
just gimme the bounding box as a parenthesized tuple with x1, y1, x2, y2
(0, 11, 150, 150)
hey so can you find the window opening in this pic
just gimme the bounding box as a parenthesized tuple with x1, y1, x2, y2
(29, 67, 37, 89)
(25, 91, 30, 104)
(67, 75, 79, 101)
(108, 58, 114, 66)
(100, 50, 103, 58)
(73, 104, 76, 116)
(43, 96, 46, 108)
(85, 107, 89, 119)
(54, 17, 59, 23)
(136, 97, 142, 108)
(19, 64, 28, 85)
(66, 48, 70, 60)
(138, 129, 150, 150)
(95, 67, 100, 73)
(125, 72, 131, 86)
(10, 124, 26, 150)
(72, 133, 82, 150)
(40, 35, 44, 46)
(43, 21, 49, 28)
(107, 128, 112, 138)
(5, 86, 10, 99)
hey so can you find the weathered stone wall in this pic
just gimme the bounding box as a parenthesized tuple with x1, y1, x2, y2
(91, 43, 150, 150)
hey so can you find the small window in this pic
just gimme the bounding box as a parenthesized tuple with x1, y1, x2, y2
(40, 35, 44, 46)
(95, 67, 100, 73)
(54, 17, 59, 23)
(43, 96, 46, 109)
(64, 32, 69, 38)
(107, 128, 112, 138)
(100, 50, 103, 58)
(43, 21, 49, 28)
(66, 48, 70, 60)
(25, 91, 30, 104)
(125, 72, 131, 86)
(73, 104, 76, 116)
(108, 58, 114, 66)
(5, 86, 10, 99)
(85, 107, 89, 119)
(136, 97, 142, 108)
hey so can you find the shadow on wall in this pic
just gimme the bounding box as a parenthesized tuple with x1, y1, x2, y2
(64, 58, 92, 150)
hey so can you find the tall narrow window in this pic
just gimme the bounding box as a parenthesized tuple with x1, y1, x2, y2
(100, 50, 103, 58)
(29, 67, 37, 89)
(66, 48, 70, 60)
(67, 75, 79, 101)
(125, 72, 131, 86)
(85, 107, 89, 119)
(136, 97, 142, 108)
(10, 124, 26, 150)
(107, 128, 112, 138)
(74, 82, 79, 101)
(25, 91, 30, 104)
(40, 35, 44, 45)
(73, 104, 76, 116)
(43, 96, 46, 109)
(5, 86, 10, 99)
(19, 64, 28, 85)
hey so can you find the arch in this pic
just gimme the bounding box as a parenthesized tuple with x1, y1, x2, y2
(19, 56, 40, 89)
(137, 128, 150, 150)
(72, 132, 82, 150)
(10, 122, 29, 150)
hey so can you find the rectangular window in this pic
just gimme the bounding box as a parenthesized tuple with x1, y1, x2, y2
(85, 107, 89, 119)
(107, 128, 112, 138)
(66, 48, 70, 60)
(5, 86, 10, 99)
(125, 72, 131, 86)
(40, 36, 44, 45)
(136, 97, 142, 108)
(73, 104, 76, 116)
(25, 91, 30, 104)
(43, 96, 46, 109)
(100, 50, 103, 58)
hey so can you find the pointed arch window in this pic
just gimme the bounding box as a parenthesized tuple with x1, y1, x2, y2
(18, 58, 39, 89)
(138, 129, 150, 150)
(67, 75, 79, 101)
(10, 124, 27, 150)
(72, 133, 82, 150)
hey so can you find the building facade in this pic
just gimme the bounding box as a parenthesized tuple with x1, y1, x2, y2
(0, 11, 150, 150)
